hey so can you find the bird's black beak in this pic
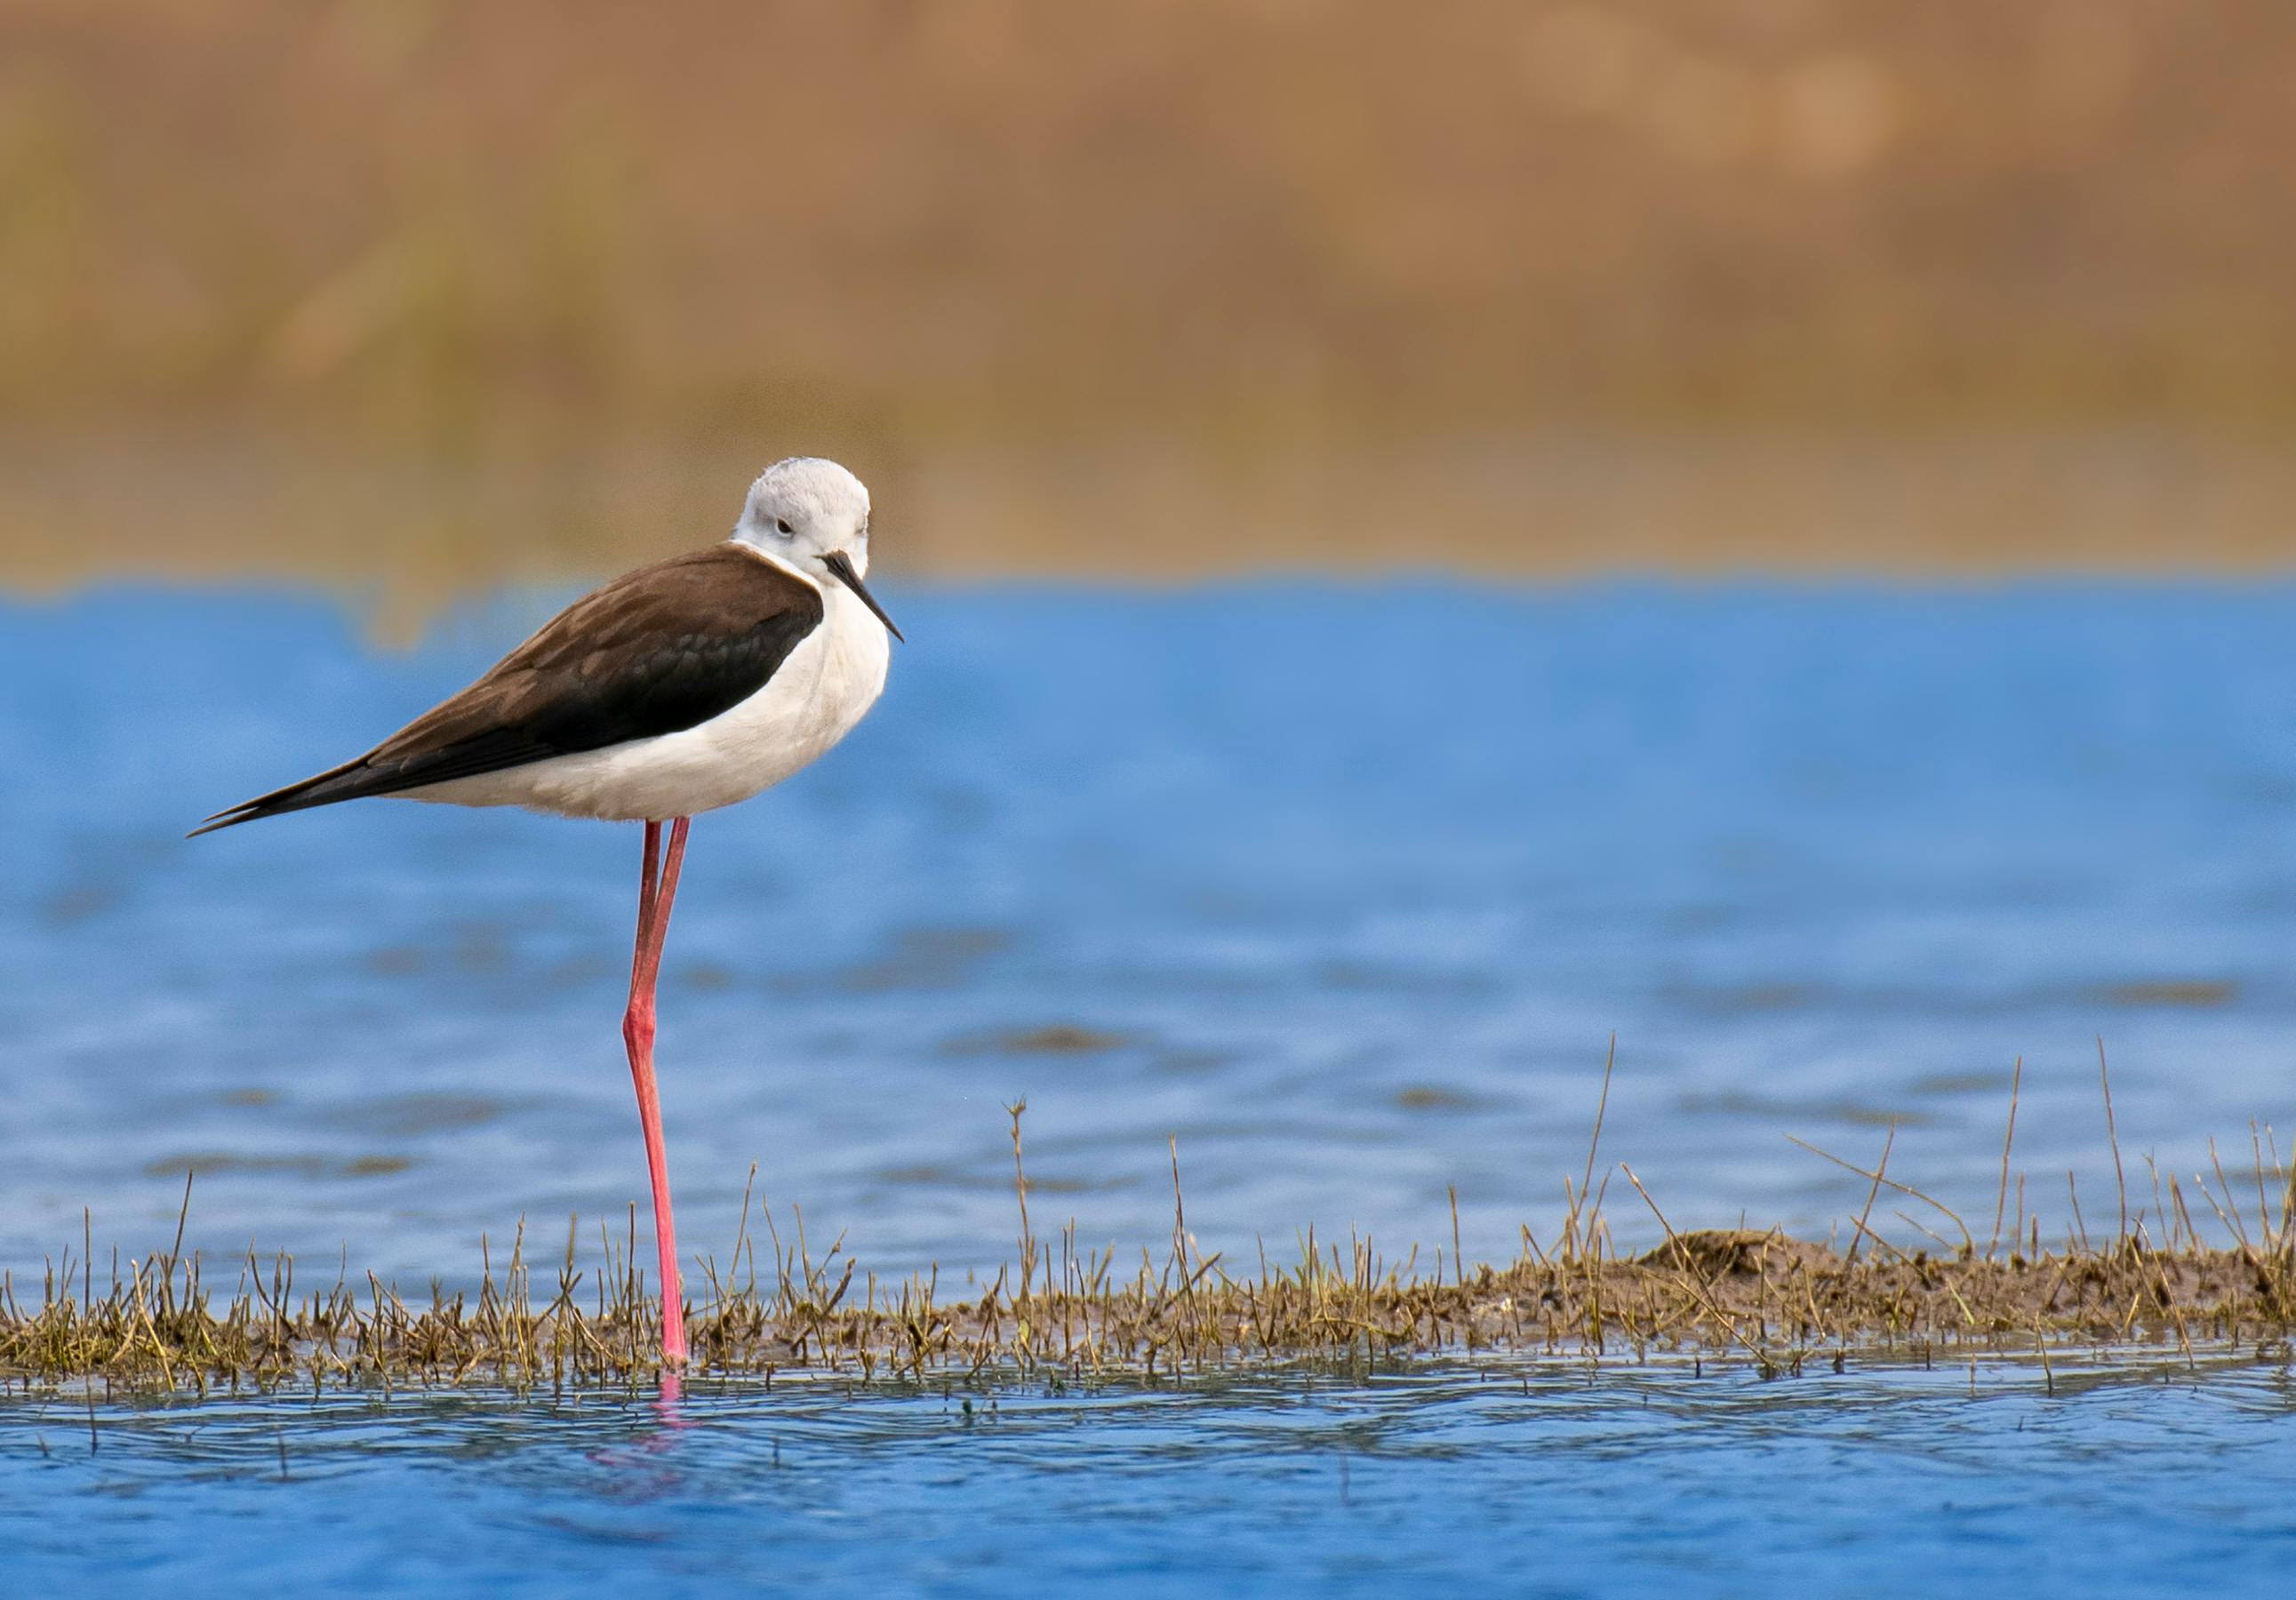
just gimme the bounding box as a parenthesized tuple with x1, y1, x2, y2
(820, 551, 904, 643)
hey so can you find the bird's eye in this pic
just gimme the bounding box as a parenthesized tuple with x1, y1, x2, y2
(774, 517, 793, 535)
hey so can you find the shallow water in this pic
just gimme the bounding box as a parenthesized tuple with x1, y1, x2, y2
(3, 1357, 2292, 1595)
(5, 582, 2293, 1287)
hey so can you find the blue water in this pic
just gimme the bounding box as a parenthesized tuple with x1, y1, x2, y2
(4, 582, 2292, 1280)
(3, 1358, 2292, 1595)
(5, 580, 2296, 1588)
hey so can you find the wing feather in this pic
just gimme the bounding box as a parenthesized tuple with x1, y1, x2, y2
(193, 545, 822, 834)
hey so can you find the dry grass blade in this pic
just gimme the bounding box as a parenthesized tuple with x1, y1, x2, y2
(2100, 1036, 2129, 1242)
(1785, 1135, 1973, 1257)
(1564, 1035, 1616, 1260)
(1988, 1059, 2021, 1260)
(1845, 1123, 1896, 1267)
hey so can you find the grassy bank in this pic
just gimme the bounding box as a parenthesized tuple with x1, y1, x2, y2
(7, 1084, 2293, 1395)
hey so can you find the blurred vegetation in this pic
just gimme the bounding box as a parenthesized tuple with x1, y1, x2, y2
(4, 1, 2295, 588)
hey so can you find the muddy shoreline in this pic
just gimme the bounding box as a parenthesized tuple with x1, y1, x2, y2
(6, 1221, 2290, 1395)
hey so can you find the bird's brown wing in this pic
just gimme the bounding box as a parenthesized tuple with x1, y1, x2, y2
(192, 544, 823, 834)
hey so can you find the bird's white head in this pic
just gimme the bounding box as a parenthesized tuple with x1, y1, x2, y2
(731, 456, 901, 641)
(735, 457, 873, 572)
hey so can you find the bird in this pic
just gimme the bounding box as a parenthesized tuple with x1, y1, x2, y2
(192, 456, 901, 1367)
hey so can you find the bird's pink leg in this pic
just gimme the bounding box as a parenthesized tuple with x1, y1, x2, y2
(623, 816, 692, 1366)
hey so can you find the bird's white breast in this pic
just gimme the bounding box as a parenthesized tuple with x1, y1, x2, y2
(408, 575, 891, 822)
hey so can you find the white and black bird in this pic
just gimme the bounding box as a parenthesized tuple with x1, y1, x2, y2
(193, 456, 901, 1366)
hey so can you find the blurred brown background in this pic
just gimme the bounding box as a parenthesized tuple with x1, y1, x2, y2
(5, 0, 2295, 610)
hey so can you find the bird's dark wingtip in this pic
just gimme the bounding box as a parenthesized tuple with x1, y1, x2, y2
(187, 756, 378, 839)
(188, 788, 303, 837)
